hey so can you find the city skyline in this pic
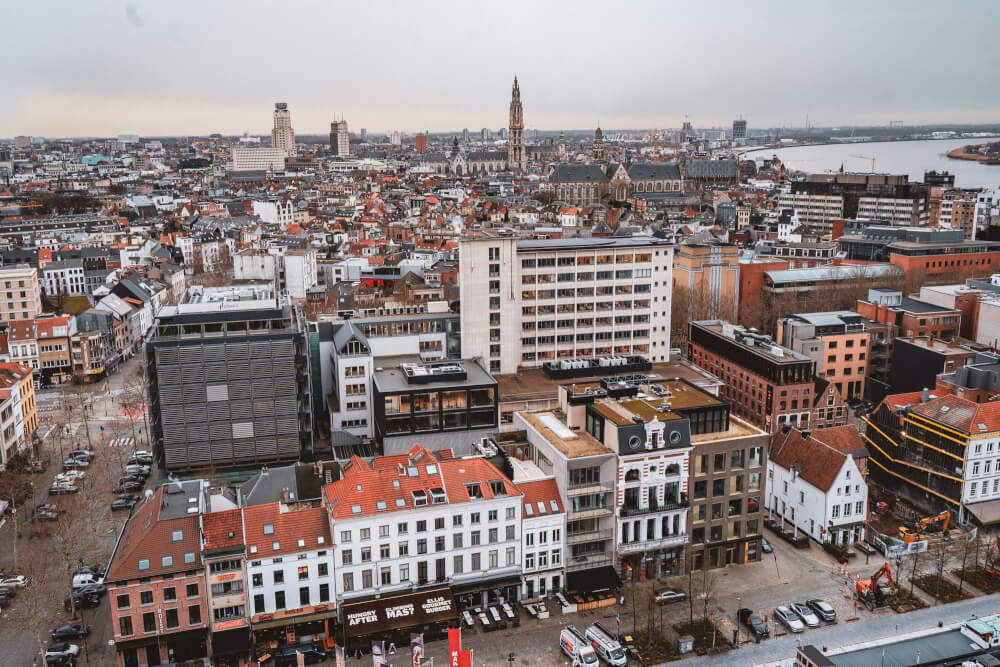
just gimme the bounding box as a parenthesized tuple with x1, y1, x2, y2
(4, 0, 1000, 137)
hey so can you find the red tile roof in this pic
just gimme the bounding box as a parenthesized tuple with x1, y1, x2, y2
(324, 445, 520, 520)
(769, 428, 850, 492)
(910, 394, 1000, 435)
(516, 479, 564, 517)
(35, 316, 71, 339)
(202, 508, 244, 551)
(243, 503, 329, 559)
(108, 487, 202, 583)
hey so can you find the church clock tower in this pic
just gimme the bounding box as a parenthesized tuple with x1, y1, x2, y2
(508, 76, 526, 171)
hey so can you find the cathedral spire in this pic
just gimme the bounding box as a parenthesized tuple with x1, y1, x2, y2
(507, 76, 525, 171)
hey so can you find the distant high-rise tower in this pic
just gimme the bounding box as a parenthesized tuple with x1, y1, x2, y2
(415, 132, 427, 153)
(593, 124, 604, 162)
(508, 77, 526, 170)
(329, 118, 350, 155)
(360, 128, 368, 141)
(271, 103, 295, 156)
(462, 128, 470, 144)
(732, 118, 747, 143)
(481, 128, 491, 142)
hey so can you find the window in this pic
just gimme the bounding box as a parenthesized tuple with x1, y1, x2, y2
(273, 570, 284, 584)
(275, 591, 286, 610)
(165, 609, 179, 629)
(163, 587, 176, 601)
(189, 605, 201, 625)
(360, 528, 371, 540)
(471, 512, 481, 524)
(119, 616, 133, 636)
(416, 520, 427, 533)
(341, 530, 352, 543)
(399, 564, 409, 581)
(506, 507, 516, 520)
(453, 533, 463, 549)
(361, 547, 372, 561)
(489, 510, 498, 521)
(832, 505, 840, 518)
(507, 547, 516, 566)
(417, 539, 427, 554)
(140, 590, 154, 605)
(186, 583, 198, 598)
(399, 542, 409, 556)
(319, 583, 330, 602)
(489, 528, 498, 543)
(298, 566, 309, 580)
(489, 550, 498, 569)
(300, 586, 310, 606)
(471, 553, 481, 571)
(142, 612, 156, 633)
(117, 594, 130, 610)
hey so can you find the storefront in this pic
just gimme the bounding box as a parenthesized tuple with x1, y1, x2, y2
(620, 546, 684, 582)
(452, 575, 522, 611)
(211, 623, 251, 667)
(251, 604, 338, 655)
(341, 588, 458, 654)
(115, 638, 160, 667)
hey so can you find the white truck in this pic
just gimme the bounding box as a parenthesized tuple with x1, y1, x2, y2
(560, 626, 599, 665)
(585, 622, 628, 666)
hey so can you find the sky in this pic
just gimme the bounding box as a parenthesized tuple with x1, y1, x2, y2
(4, 0, 999, 138)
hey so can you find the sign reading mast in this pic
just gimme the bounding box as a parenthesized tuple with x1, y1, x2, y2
(343, 588, 458, 638)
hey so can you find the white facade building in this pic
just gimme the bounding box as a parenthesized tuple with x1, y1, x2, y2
(231, 147, 286, 172)
(459, 235, 674, 375)
(252, 200, 295, 226)
(516, 478, 566, 599)
(283, 249, 317, 299)
(325, 447, 524, 610)
(271, 103, 296, 157)
(766, 426, 868, 545)
(974, 188, 1000, 239)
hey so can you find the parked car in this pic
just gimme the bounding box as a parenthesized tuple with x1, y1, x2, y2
(46, 655, 76, 667)
(62, 458, 90, 469)
(0, 585, 16, 598)
(64, 591, 100, 611)
(67, 449, 95, 460)
(737, 608, 770, 641)
(51, 624, 91, 640)
(1, 575, 28, 588)
(45, 643, 81, 660)
(114, 479, 144, 493)
(76, 582, 107, 597)
(55, 471, 85, 484)
(129, 455, 153, 467)
(653, 588, 686, 605)
(34, 508, 59, 521)
(71, 572, 104, 590)
(775, 605, 805, 633)
(761, 537, 773, 553)
(49, 483, 79, 495)
(789, 602, 820, 628)
(272, 644, 328, 666)
(805, 597, 837, 622)
(111, 495, 140, 511)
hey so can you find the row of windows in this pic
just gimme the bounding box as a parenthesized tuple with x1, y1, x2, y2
(250, 563, 328, 586)
(339, 509, 515, 543)
(524, 550, 561, 570)
(521, 253, 652, 268)
(116, 583, 199, 610)
(253, 585, 330, 613)
(693, 449, 763, 475)
(341, 526, 517, 563)
(119, 605, 201, 636)
(691, 518, 760, 544)
(342, 548, 517, 591)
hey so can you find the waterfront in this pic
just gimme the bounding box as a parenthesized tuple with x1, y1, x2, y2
(745, 137, 1000, 188)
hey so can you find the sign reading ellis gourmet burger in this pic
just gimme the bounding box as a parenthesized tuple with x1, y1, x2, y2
(343, 589, 458, 637)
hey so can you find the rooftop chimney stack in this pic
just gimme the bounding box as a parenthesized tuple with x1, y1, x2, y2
(921, 387, 930, 403)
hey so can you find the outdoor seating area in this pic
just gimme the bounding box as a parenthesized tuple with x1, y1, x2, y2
(463, 604, 520, 632)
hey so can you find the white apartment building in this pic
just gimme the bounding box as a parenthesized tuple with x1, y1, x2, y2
(234, 250, 278, 282)
(231, 147, 286, 172)
(767, 426, 868, 545)
(325, 446, 523, 611)
(963, 431, 1000, 508)
(0, 266, 43, 322)
(41, 259, 87, 297)
(858, 194, 928, 226)
(243, 503, 335, 623)
(327, 323, 375, 438)
(776, 192, 844, 234)
(974, 188, 1000, 239)
(459, 235, 674, 375)
(283, 248, 317, 299)
(271, 103, 296, 157)
(516, 478, 566, 600)
(252, 200, 295, 226)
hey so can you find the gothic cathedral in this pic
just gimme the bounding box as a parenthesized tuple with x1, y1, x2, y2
(508, 77, 526, 171)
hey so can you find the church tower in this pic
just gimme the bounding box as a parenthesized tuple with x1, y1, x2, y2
(593, 124, 604, 162)
(508, 76, 526, 170)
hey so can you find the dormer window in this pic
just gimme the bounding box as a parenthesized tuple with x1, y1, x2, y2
(465, 483, 482, 499)
(489, 480, 506, 496)
(412, 490, 427, 507)
(263, 524, 274, 535)
(430, 488, 446, 504)
(426, 464, 438, 476)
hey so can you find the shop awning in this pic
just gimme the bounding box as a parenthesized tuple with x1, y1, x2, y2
(568, 566, 621, 594)
(967, 498, 1000, 526)
(252, 609, 337, 631)
(342, 588, 457, 639)
(450, 576, 523, 595)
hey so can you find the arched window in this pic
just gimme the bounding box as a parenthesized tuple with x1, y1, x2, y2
(625, 469, 640, 482)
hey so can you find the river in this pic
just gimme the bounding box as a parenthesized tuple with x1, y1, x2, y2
(744, 137, 1000, 189)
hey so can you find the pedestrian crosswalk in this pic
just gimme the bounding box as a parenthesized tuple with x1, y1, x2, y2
(107, 437, 136, 450)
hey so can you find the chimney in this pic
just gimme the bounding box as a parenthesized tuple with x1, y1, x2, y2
(921, 387, 930, 403)
(282, 487, 290, 503)
(926, 339, 934, 348)
(956, 387, 966, 399)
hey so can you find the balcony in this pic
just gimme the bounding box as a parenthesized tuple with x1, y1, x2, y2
(567, 481, 614, 496)
(618, 499, 688, 518)
(617, 533, 687, 555)
(566, 552, 613, 572)
(566, 528, 615, 545)
(568, 507, 613, 521)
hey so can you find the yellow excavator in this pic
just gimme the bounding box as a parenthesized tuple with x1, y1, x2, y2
(898, 511, 950, 543)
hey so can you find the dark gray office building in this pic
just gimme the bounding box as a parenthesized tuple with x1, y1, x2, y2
(145, 286, 313, 471)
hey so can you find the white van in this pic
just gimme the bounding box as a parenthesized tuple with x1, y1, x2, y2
(72, 573, 104, 590)
(560, 627, 599, 665)
(585, 623, 628, 666)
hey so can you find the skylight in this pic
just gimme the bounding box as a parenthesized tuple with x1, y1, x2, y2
(978, 423, 988, 432)
(550, 500, 559, 513)
(162, 555, 173, 568)
(171, 530, 184, 542)
(376, 501, 387, 510)
(524, 504, 534, 517)
(263, 524, 274, 535)
(537, 501, 546, 515)
(272, 541, 280, 551)
(392, 480, 400, 489)
(138, 559, 150, 571)
(395, 498, 406, 508)
(407, 466, 419, 478)
(351, 505, 362, 514)
(426, 464, 438, 475)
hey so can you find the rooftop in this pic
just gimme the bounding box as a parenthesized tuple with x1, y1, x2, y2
(690, 414, 765, 444)
(519, 410, 615, 459)
(373, 358, 495, 394)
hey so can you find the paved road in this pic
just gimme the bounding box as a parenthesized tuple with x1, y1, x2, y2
(663, 595, 1000, 667)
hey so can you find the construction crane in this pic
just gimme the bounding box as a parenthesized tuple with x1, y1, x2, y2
(898, 511, 951, 543)
(850, 154, 877, 173)
(856, 562, 894, 611)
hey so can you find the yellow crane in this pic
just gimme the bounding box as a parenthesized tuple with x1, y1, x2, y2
(850, 154, 877, 173)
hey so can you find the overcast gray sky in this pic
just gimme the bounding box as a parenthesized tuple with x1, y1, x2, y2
(4, 0, 998, 137)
